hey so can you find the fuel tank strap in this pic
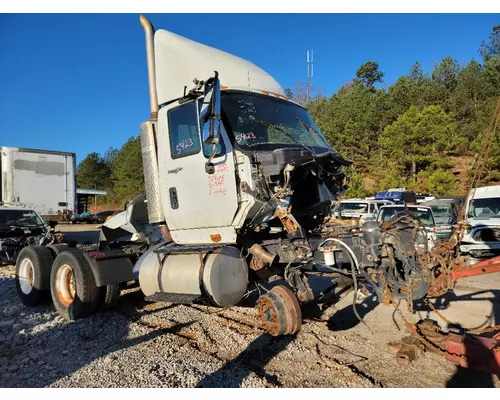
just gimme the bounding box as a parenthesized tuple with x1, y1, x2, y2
(154, 243, 221, 254)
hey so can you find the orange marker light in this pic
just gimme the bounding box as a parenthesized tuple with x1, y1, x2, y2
(210, 234, 222, 243)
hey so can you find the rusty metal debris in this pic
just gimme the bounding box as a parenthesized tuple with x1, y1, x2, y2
(387, 335, 425, 366)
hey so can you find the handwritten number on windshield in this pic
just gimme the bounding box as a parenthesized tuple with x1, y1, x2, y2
(176, 138, 194, 154)
(236, 132, 256, 143)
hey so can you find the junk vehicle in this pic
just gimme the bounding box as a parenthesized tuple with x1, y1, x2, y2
(415, 193, 436, 204)
(375, 190, 417, 204)
(0, 205, 63, 266)
(332, 199, 391, 225)
(460, 185, 500, 259)
(422, 197, 464, 240)
(13, 15, 460, 335)
(377, 204, 438, 251)
(0, 147, 77, 222)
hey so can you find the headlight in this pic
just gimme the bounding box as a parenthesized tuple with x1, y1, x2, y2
(472, 228, 500, 242)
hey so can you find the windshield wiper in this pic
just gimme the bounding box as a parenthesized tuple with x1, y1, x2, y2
(250, 117, 318, 156)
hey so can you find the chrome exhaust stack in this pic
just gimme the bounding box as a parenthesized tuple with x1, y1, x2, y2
(140, 14, 159, 121)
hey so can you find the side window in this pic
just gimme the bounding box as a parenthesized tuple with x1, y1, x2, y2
(168, 102, 202, 159)
(198, 100, 226, 158)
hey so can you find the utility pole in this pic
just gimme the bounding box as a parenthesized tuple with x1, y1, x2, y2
(307, 49, 313, 101)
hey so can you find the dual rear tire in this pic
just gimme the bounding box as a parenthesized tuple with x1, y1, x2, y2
(16, 246, 54, 306)
(15, 246, 121, 320)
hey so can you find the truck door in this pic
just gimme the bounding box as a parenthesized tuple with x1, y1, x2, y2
(160, 100, 239, 233)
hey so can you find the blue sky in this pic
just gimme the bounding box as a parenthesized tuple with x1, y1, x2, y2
(0, 13, 498, 163)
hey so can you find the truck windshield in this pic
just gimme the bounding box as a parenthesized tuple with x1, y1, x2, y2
(428, 204, 454, 224)
(340, 202, 369, 214)
(0, 209, 44, 228)
(378, 207, 435, 227)
(468, 198, 500, 218)
(221, 91, 332, 153)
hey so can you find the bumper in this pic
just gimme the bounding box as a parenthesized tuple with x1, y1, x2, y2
(460, 242, 500, 253)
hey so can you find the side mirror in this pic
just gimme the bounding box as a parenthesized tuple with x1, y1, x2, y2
(199, 71, 222, 174)
(199, 71, 221, 146)
(48, 220, 58, 229)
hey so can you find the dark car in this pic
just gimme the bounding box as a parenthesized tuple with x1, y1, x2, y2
(422, 197, 465, 239)
(0, 206, 47, 265)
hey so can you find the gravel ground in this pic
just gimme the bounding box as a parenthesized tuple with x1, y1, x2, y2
(1, 226, 499, 388)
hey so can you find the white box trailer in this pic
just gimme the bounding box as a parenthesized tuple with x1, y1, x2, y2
(0, 147, 77, 220)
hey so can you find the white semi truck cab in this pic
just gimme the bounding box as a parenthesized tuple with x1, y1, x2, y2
(15, 15, 434, 336)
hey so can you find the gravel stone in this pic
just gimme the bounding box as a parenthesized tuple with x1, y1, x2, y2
(0, 320, 15, 329)
(0, 226, 499, 388)
(8, 364, 19, 372)
(23, 319, 40, 327)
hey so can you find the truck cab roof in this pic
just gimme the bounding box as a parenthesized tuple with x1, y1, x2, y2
(154, 28, 286, 106)
(469, 185, 500, 199)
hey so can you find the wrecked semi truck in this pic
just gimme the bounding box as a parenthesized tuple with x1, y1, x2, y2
(15, 15, 433, 335)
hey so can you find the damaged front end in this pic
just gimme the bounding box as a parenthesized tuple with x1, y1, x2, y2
(237, 143, 434, 315)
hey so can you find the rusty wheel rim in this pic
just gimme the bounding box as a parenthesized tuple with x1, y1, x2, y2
(273, 285, 302, 334)
(258, 294, 280, 336)
(257, 286, 302, 336)
(55, 264, 76, 307)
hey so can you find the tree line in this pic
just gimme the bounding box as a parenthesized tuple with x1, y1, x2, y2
(77, 26, 500, 205)
(300, 26, 500, 198)
(76, 137, 144, 207)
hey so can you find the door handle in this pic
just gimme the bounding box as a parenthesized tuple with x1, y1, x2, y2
(168, 167, 183, 174)
(169, 187, 179, 209)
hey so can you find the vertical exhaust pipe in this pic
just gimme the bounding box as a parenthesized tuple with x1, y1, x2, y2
(140, 14, 159, 121)
(138, 14, 169, 236)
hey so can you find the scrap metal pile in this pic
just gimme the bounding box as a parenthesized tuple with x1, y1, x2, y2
(379, 219, 500, 374)
(289, 210, 500, 375)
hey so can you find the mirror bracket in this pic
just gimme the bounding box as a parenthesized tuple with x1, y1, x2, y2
(205, 163, 215, 174)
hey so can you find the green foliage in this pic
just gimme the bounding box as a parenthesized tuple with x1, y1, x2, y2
(355, 61, 384, 90)
(315, 80, 387, 166)
(343, 167, 369, 199)
(377, 168, 407, 192)
(76, 152, 112, 191)
(307, 27, 499, 195)
(431, 56, 461, 92)
(480, 26, 500, 61)
(111, 137, 145, 201)
(378, 105, 457, 181)
(426, 169, 457, 196)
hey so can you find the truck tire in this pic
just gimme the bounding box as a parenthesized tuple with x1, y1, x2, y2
(98, 284, 121, 310)
(50, 250, 99, 321)
(46, 243, 69, 258)
(15, 246, 54, 306)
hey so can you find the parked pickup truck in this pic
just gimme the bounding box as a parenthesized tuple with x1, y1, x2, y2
(422, 197, 464, 240)
(332, 199, 392, 225)
(460, 185, 500, 258)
